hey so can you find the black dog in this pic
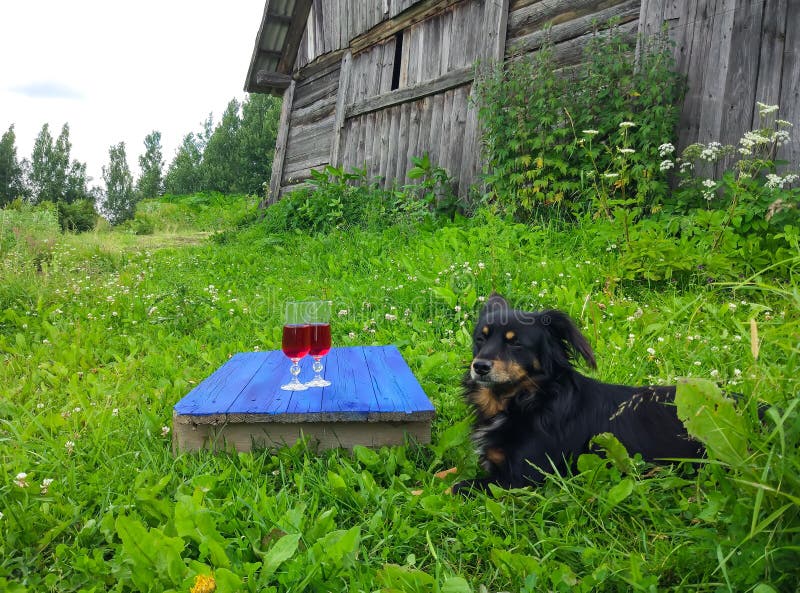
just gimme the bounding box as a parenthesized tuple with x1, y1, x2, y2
(453, 294, 703, 493)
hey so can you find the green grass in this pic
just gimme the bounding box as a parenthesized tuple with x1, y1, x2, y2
(1, 201, 798, 592)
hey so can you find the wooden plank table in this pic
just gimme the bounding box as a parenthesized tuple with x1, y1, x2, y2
(173, 345, 435, 453)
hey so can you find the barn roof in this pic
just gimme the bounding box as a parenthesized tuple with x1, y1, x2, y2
(244, 0, 312, 94)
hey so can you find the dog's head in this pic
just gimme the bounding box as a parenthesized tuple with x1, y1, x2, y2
(468, 293, 596, 390)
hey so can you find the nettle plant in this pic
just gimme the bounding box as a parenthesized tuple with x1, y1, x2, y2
(474, 29, 683, 220)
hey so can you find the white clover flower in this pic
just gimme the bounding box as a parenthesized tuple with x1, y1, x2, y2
(385, 313, 397, 321)
(646, 347, 656, 356)
(477, 262, 485, 269)
(733, 368, 742, 376)
(694, 361, 702, 366)
(37, 402, 45, 410)
(338, 309, 348, 316)
(619, 121, 636, 128)
(659, 160, 674, 172)
(112, 408, 119, 416)
(65, 440, 75, 454)
(454, 306, 461, 313)
(41, 478, 54, 494)
(161, 426, 170, 437)
(347, 331, 356, 339)
(710, 369, 719, 378)
(14, 472, 29, 488)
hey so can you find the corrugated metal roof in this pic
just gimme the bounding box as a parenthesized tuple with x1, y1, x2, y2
(244, 0, 312, 94)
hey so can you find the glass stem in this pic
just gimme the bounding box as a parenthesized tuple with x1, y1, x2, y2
(290, 360, 302, 384)
(312, 357, 323, 380)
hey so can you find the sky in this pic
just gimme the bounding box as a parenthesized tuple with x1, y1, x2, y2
(0, 0, 267, 186)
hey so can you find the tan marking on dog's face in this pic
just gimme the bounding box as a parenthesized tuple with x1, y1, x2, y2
(481, 325, 490, 335)
(483, 360, 527, 384)
(532, 356, 542, 371)
(469, 387, 507, 418)
(505, 330, 516, 341)
(485, 447, 506, 465)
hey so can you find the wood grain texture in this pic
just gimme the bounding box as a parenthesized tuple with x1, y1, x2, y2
(264, 81, 295, 207)
(173, 346, 434, 453)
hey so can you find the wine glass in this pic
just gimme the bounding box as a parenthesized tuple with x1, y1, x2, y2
(280, 301, 311, 391)
(306, 300, 332, 387)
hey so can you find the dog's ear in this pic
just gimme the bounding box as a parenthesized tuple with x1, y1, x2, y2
(481, 292, 509, 315)
(540, 310, 596, 369)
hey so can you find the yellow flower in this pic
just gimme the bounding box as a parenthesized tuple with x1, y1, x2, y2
(190, 574, 216, 593)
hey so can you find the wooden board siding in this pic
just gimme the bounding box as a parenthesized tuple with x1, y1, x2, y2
(640, 0, 799, 169)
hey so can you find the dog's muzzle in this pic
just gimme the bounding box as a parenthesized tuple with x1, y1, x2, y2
(471, 359, 493, 379)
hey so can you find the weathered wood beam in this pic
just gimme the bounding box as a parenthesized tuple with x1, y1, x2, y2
(255, 71, 293, 90)
(264, 81, 295, 207)
(350, 0, 467, 54)
(345, 65, 474, 119)
(331, 51, 353, 167)
(278, 0, 314, 73)
(509, 0, 631, 37)
(506, 0, 640, 57)
(266, 13, 292, 25)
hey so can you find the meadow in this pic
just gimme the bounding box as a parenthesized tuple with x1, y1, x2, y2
(1, 195, 799, 592)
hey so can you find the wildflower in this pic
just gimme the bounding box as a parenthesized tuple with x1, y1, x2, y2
(337, 309, 348, 317)
(659, 160, 674, 171)
(385, 313, 397, 321)
(619, 121, 636, 128)
(583, 129, 599, 136)
(14, 472, 29, 488)
(41, 478, 54, 494)
(756, 102, 779, 115)
(618, 148, 636, 154)
(710, 369, 719, 378)
(454, 305, 461, 313)
(603, 172, 620, 179)
(161, 426, 170, 437)
(694, 361, 702, 366)
(733, 368, 742, 377)
(347, 332, 356, 339)
(477, 262, 485, 269)
(190, 574, 217, 593)
(112, 408, 119, 416)
(646, 347, 656, 356)
(658, 143, 675, 156)
(776, 119, 793, 128)
(37, 403, 45, 410)
(65, 440, 75, 454)
(702, 179, 716, 188)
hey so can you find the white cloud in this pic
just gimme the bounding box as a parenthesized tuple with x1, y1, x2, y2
(0, 0, 266, 186)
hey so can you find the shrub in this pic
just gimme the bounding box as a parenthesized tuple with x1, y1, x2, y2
(57, 198, 98, 233)
(474, 29, 683, 220)
(122, 213, 156, 235)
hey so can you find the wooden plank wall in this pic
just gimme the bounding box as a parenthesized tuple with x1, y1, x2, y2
(280, 61, 339, 189)
(337, 0, 487, 192)
(639, 0, 799, 167)
(296, 0, 419, 69)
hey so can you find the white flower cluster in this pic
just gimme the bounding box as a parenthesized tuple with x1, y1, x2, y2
(765, 173, 800, 190)
(658, 143, 675, 157)
(700, 142, 723, 161)
(757, 102, 779, 115)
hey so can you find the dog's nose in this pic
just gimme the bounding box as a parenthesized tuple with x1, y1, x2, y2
(472, 359, 493, 376)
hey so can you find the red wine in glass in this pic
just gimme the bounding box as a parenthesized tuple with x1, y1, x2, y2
(309, 323, 331, 357)
(306, 301, 332, 387)
(282, 324, 311, 359)
(281, 301, 312, 391)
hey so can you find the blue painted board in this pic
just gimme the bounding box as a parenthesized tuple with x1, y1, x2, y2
(174, 346, 434, 421)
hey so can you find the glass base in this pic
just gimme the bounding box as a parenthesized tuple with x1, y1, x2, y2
(305, 377, 331, 388)
(281, 380, 308, 391)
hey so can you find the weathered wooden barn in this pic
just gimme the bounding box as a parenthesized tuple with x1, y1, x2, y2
(245, 0, 799, 203)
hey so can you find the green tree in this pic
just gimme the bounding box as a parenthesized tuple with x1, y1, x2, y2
(29, 123, 87, 204)
(238, 93, 281, 194)
(164, 133, 203, 195)
(201, 99, 242, 192)
(103, 142, 135, 225)
(0, 124, 26, 206)
(136, 130, 164, 199)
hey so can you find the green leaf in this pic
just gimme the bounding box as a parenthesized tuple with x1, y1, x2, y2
(590, 432, 633, 473)
(441, 576, 472, 593)
(675, 378, 748, 467)
(606, 478, 634, 507)
(377, 564, 435, 593)
(260, 533, 301, 579)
